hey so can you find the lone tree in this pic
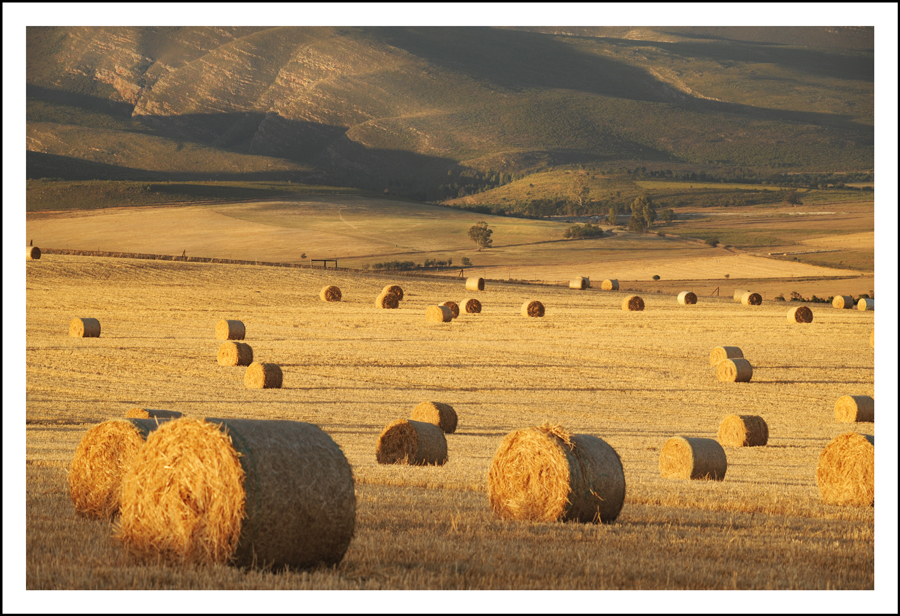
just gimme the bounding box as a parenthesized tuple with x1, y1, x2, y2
(659, 208, 676, 224)
(607, 204, 619, 226)
(631, 194, 657, 228)
(468, 221, 493, 250)
(784, 190, 802, 205)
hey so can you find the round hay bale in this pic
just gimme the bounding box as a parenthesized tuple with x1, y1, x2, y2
(69, 317, 101, 338)
(834, 395, 874, 423)
(466, 277, 485, 292)
(601, 279, 619, 291)
(521, 300, 545, 317)
(677, 291, 697, 305)
(125, 408, 183, 420)
(487, 423, 625, 523)
(717, 415, 768, 447)
(375, 292, 399, 309)
(832, 295, 855, 309)
(411, 401, 458, 434)
(460, 298, 482, 314)
(857, 298, 874, 311)
(218, 341, 254, 367)
(716, 358, 753, 382)
(622, 295, 644, 311)
(741, 292, 762, 306)
(709, 346, 743, 366)
(787, 306, 813, 323)
(244, 362, 283, 389)
(569, 277, 588, 290)
(117, 417, 355, 569)
(815, 432, 874, 506)
(382, 284, 404, 301)
(216, 319, 245, 341)
(27, 246, 41, 260)
(659, 436, 727, 480)
(426, 305, 453, 323)
(319, 285, 342, 302)
(733, 289, 748, 302)
(376, 419, 448, 465)
(440, 301, 460, 319)
(68, 418, 171, 519)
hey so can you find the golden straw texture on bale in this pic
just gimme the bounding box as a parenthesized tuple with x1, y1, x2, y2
(69, 317, 101, 338)
(677, 291, 697, 305)
(569, 277, 588, 290)
(68, 418, 170, 519)
(716, 358, 753, 382)
(440, 301, 460, 319)
(659, 436, 727, 480)
(787, 306, 813, 323)
(857, 298, 874, 311)
(244, 362, 283, 389)
(28, 246, 41, 260)
(382, 285, 403, 301)
(319, 286, 342, 302)
(833, 295, 855, 309)
(710, 346, 743, 366)
(216, 319, 245, 341)
(411, 401, 458, 434)
(816, 432, 874, 506)
(125, 408, 183, 420)
(460, 298, 482, 314)
(870, 330, 874, 348)
(521, 300, 545, 317)
(622, 295, 644, 311)
(375, 292, 399, 309)
(601, 279, 618, 291)
(834, 395, 874, 423)
(733, 289, 748, 302)
(376, 419, 448, 465)
(466, 277, 485, 291)
(487, 423, 626, 523)
(218, 341, 254, 366)
(741, 292, 762, 306)
(426, 305, 453, 323)
(718, 414, 769, 447)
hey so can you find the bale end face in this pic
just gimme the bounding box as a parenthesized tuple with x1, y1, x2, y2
(709, 346, 743, 367)
(218, 341, 254, 366)
(834, 395, 874, 423)
(440, 301, 460, 319)
(460, 298, 482, 314)
(465, 277, 485, 291)
(411, 401, 458, 434)
(622, 295, 644, 311)
(716, 358, 753, 382)
(677, 291, 697, 305)
(717, 415, 768, 447)
(244, 362, 283, 389)
(787, 306, 813, 323)
(816, 432, 873, 506)
(319, 286, 342, 302)
(741, 292, 762, 306)
(521, 300, 545, 317)
(216, 319, 246, 340)
(659, 436, 727, 480)
(27, 246, 41, 260)
(69, 317, 101, 338)
(426, 305, 453, 323)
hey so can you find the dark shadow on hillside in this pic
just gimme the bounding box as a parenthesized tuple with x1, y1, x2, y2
(26, 84, 136, 118)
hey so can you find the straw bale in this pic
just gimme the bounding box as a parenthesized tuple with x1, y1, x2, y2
(376, 419, 448, 465)
(569, 277, 588, 290)
(466, 277, 485, 291)
(319, 285, 342, 302)
(460, 298, 482, 314)
(521, 300, 545, 317)
(117, 417, 355, 569)
(411, 401, 458, 434)
(216, 319, 246, 340)
(857, 298, 874, 311)
(382, 284, 404, 301)
(717, 414, 768, 447)
(787, 306, 813, 323)
(375, 292, 399, 309)
(68, 418, 171, 519)
(218, 341, 254, 366)
(716, 358, 753, 382)
(440, 301, 460, 319)
(709, 346, 743, 366)
(69, 317, 101, 338)
(601, 279, 619, 291)
(834, 395, 874, 423)
(426, 305, 453, 323)
(741, 292, 762, 306)
(622, 295, 644, 311)
(733, 289, 748, 302)
(659, 436, 727, 480)
(677, 291, 697, 305)
(244, 362, 283, 389)
(487, 423, 625, 523)
(832, 295, 855, 309)
(126, 408, 183, 420)
(815, 432, 874, 506)
(27, 246, 41, 260)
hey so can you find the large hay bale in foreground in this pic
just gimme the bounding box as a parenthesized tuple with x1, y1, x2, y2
(834, 395, 874, 423)
(375, 292, 399, 309)
(833, 295, 855, 309)
(319, 286, 342, 302)
(426, 305, 453, 323)
(117, 418, 356, 569)
(569, 277, 589, 290)
(659, 436, 727, 480)
(857, 298, 874, 311)
(126, 408, 183, 420)
(216, 319, 245, 341)
(244, 362, 283, 389)
(440, 301, 459, 319)
(460, 298, 482, 314)
(741, 292, 762, 306)
(68, 418, 171, 519)
(622, 295, 644, 311)
(677, 291, 697, 305)
(27, 246, 41, 260)
(411, 401, 458, 434)
(218, 341, 254, 367)
(69, 317, 100, 338)
(601, 279, 618, 291)
(376, 419, 448, 465)
(382, 284, 404, 301)
(487, 423, 625, 523)
(466, 277, 485, 292)
(816, 432, 874, 506)
(521, 300, 545, 317)
(787, 306, 813, 323)
(733, 289, 748, 302)
(709, 346, 743, 366)
(716, 358, 753, 382)
(718, 415, 768, 447)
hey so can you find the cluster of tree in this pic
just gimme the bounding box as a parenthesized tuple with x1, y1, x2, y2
(423, 258, 453, 268)
(627, 194, 657, 234)
(621, 167, 874, 188)
(563, 223, 605, 239)
(372, 260, 417, 271)
(468, 221, 493, 249)
(435, 168, 524, 201)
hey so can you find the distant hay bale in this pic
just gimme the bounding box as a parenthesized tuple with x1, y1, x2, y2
(569, 277, 589, 290)
(426, 305, 453, 323)
(117, 417, 355, 569)
(521, 300, 545, 317)
(487, 423, 625, 523)
(601, 279, 619, 291)
(319, 286, 342, 302)
(718, 415, 768, 447)
(244, 362, 283, 389)
(382, 284, 404, 301)
(709, 346, 743, 366)
(677, 291, 697, 305)
(833, 295, 855, 309)
(27, 246, 41, 260)
(375, 292, 399, 309)
(787, 306, 813, 323)
(216, 319, 245, 341)
(659, 436, 727, 480)
(815, 432, 874, 506)
(741, 292, 762, 306)
(218, 341, 254, 367)
(466, 277, 485, 291)
(834, 395, 874, 423)
(68, 418, 171, 519)
(440, 301, 460, 319)
(622, 295, 644, 311)
(716, 358, 753, 382)
(69, 317, 101, 338)
(460, 298, 482, 314)
(733, 289, 748, 302)
(857, 298, 874, 311)
(411, 401, 458, 434)
(376, 419, 448, 465)
(126, 408, 183, 420)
